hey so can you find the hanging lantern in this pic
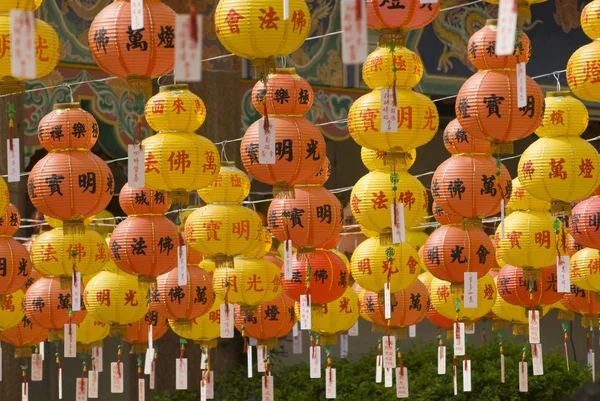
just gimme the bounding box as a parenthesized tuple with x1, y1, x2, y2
(235, 294, 296, 350)
(561, 285, 600, 328)
(124, 311, 169, 354)
(419, 272, 455, 331)
(432, 201, 462, 225)
(0, 203, 20, 236)
(468, 20, 531, 70)
(1, 316, 48, 358)
(118, 184, 170, 216)
(197, 162, 251, 204)
(252, 68, 313, 116)
(443, 119, 491, 155)
(535, 92, 589, 138)
(0, 235, 31, 295)
(37, 104, 100, 151)
(429, 274, 496, 323)
(169, 297, 223, 348)
(569, 197, 600, 249)
(307, 287, 359, 345)
(570, 248, 600, 292)
(76, 315, 109, 354)
(491, 281, 529, 335)
(506, 177, 550, 213)
(361, 148, 416, 173)
(0, 289, 25, 331)
(496, 264, 561, 309)
(366, 0, 440, 31)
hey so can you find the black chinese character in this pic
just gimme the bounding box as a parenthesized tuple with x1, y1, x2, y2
(450, 245, 468, 264)
(28, 180, 37, 199)
(476, 245, 489, 264)
(589, 212, 600, 232)
(94, 28, 109, 53)
(91, 122, 99, 138)
(17, 258, 28, 276)
(455, 128, 468, 143)
(276, 140, 293, 162)
(457, 97, 471, 119)
(519, 96, 536, 118)
(316, 204, 332, 224)
(498, 276, 511, 295)
(49, 125, 63, 141)
(150, 288, 160, 303)
(432, 179, 440, 198)
(571, 214, 582, 235)
(46, 174, 65, 196)
(135, 191, 149, 205)
(274, 88, 290, 104)
(427, 246, 440, 265)
(111, 240, 122, 260)
(486, 41, 496, 57)
(246, 143, 260, 165)
(468, 42, 477, 59)
(314, 268, 328, 284)
(126, 26, 148, 51)
(290, 208, 305, 228)
(57, 293, 71, 310)
(338, 270, 347, 287)
(72, 122, 86, 139)
(154, 191, 165, 204)
(168, 286, 185, 304)
(447, 178, 466, 200)
(31, 297, 45, 313)
(78, 172, 97, 194)
(131, 237, 148, 255)
(480, 174, 497, 197)
(298, 89, 309, 105)
(157, 25, 175, 48)
(0, 257, 6, 277)
(157, 236, 174, 256)
(483, 94, 505, 118)
(545, 273, 557, 292)
(194, 286, 207, 304)
(409, 293, 421, 311)
(106, 173, 114, 195)
(379, 0, 405, 9)
(268, 210, 279, 228)
(264, 305, 280, 321)
(305, 139, 320, 161)
(291, 270, 302, 284)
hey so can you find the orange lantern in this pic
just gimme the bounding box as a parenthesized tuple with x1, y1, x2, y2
(467, 21, 531, 70)
(366, 0, 440, 31)
(124, 310, 169, 354)
(119, 183, 170, 216)
(571, 197, 600, 249)
(422, 224, 495, 282)
(1, 315, 48, 357)
(561, 285, 600, 327)
(432, 201, 462, 225)
(234, 294, 295, 350)
(431, 154, 512, 219)
(443, 118, 491, 155)
(0, 203, 20, 236)
(37, 104, 100, 151)
(282, 249, 348, 306)
(0, 236, 31, 294)
(252, 68, 313, 116)
(497, 265, 562, 309)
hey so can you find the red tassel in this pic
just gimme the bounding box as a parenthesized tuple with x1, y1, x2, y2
(189, 0, 198, 42)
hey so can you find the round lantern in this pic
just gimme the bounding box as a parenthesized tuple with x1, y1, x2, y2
(567, 232, 584, 256)
(406, 229, 428, 252)
(0, 236, 31, 294)
(561, 285, 600, 327)
(443, 118, 491, 155)
(535, 92, 589, 138)
(569, 197, 600, 249)
(467, 21, 531, 70)
(419, 272, 455, 330)
(362, 43, 423, 90)
(366, 0, 440, 31)
(169, 297, 223, 348)
(506, 177, 550, 213)
(124, 311, 169, 354)
(582, 0, 600, 39)
(144, 84, 206, 132)
(568, 41, 600, 103)
(429, 274, 496, 322)
(361, 148, 416, 172)
(0, 290, 25, 331)
(1, 315, 48, 358)
(37, 104, 99, 151)
(570, 248, 600, 292)
(308, 287, 359, 344)
(432, 201, 462, 225)
(422, 224, 495, 282)
(197, 162, 251, 204)
(235, 294, 296, 350)
(119, 184, 170, 216)
(76, 315, 109, 354)
(431, 154, 511, 219)
(0, 203, 20, 236)
(491, 282, 529, 335)
(252, 68, 313, 116)
(496, 264, 562, 308)
(152, 267, 215, 325)
(88, 1, 175, 83)
(214, 0, 310, 62)
(28, 150, 113, 227)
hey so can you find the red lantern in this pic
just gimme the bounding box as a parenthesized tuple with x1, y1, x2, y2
(497, 265, 562, 308)
(443, 119, 491, 155)
(252, 68, 313, 116)
(467, 21, 531, 70)
(432, 201, 462, 225)
(366, 0, 440, 31)
(37, 104, 99, 151)
(571, 197, 600, 249)
(119, 183, 170, 216)
(1, 315, 49, 357)
(124, 310, 169, 354)
(0, 203, 20, 236)
(561, 285, 600, 327)
(0, 237, 31, 294)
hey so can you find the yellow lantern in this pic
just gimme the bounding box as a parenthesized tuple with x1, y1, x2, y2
(331, 249, 350, 270)
(350, 171, 428, 235)
(535, 92, 588, 138)
(361, 147, 416, 172)
(430, 274, 496, 323)
(582, 0, 600, 39)
(46, 215, 95, 229)
(89, 210, 116, 236)
(362, 43, 423, 90)
(0, 1, 42, 11)
(83, 262, 147, 329)
(350, 237, 420, 294)
(199, 258, 217, 275)
(212, 257, 282, 307)
(570, 247, 600, 292)
(0, 178, 8, 217)
(76, 315, 109, 353)
(31, 228, 109, 282)
(197, 162, 251, 204)
(0, 290, 25, 331)
(506, 177, 550, 213)
(185, 204, 263, 267)
(307, 287, 359, 345)
(214, 0, 310, 62)
(144, 84, 206, 132)
(169, 297, 222, 348)
(406, 230, 429, 252)
(246, 229, 272, 259)
(491, 278, 528, 334)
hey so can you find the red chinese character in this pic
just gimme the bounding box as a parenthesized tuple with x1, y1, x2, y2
(351, 194, 362, 214)
(514, 187, 525, 199)
(406, 256, 418, 274)
(579, 158, 595, 178)
(258, 7, 280, 30)
(194, 99, 205, 114)
(291, 10, 307, 34)
(0, 35, 9, 60)
(36, 36, 49, 62)
(222, 275, 238, 292)
(40, 244, 58, 262)
(172, 98, 187, 114)
(230, 174, 242, 187)
(422, 107, 437, 131)
(232, 219, 250, 240)
(549, 158, 567, 179)
(393, 55, 407, 71)
(567, 64, 577, 88)
(67, 243, 87, 262)
(382, 258, 399, 276)
(398, 190, 415, 211)
(508, 231, 522, 249)
(145, 151, 160, 174)
(360, 108, 379, 132)
(246, 274, 264, 292)
(96, 289, 111, 306)
(124, 290, 138, 306)
(203, 151, 217, 174)
(339, 297, 352, 313)
(357, 258, 371, 275)
(398, 106, 413, 129)
(168, 150, 191, 173)
(371, 191, 388, 210)
(376, 151, 385, 160)
(549, 110, 564, 125)
(225, 9, 245, 34)
(521, 160, 534, 181)
(589, 259, 600, 275)
(436, 285, 450, 304)
(534, 230, 551, 249)
(583, 59, 600, 84)
(152, 99, 165, 114)
(204, 220, 222, 241)
(95, 242, 106, 262)
(412, 54, 422, 76)
(370, 56, 383, 72)
(2, 293, 14, 312)
(209, 310, 221, 323)
(271, 275, 280, 293)
(483, 284, 494, 300)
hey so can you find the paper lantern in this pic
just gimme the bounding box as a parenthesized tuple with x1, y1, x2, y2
(567, 233, 584, 256)
(432, 201, 462, 225)
(309, 287, 359, 344)
(1, 316, 48, 358)
(567, 42, 600, 102)
(571, 197, 600, 249)
(506, 177, 550, 213)
(429, 274, 496, 322)
(214, 0, 310, 62)
(124, 311, 169, 354)
(83, 265, 147, 327)
(361, 148, 416, 172)
(362, 43, 423, 90)
(535, 92, 589, 138)
(350, 170, 428, 234)
(31, 228, 108, 281)
(366, 0, 440, 31)
(37, 104, 99, 151)
(418, 272, 455, 330)
(443, 119, 491, 155)
(268, 186, 342, 251)
(496, 265, 561, 308)
(235, 294, 296, 350)
(197, 162, 251, 204)
(350, 237, 420, 294)
(88, 1, 175, 83)
(89, 210, 116, 236)
(570, 248, 600, 292)
(0, 290, 25, 331)
(561, 285, 600, 327)
(0, 203, 19, 237)
(406, 230, 428, 252)
(422, 224, 495, 282)
(145, 84, 206, 132)
(252, 68, 313, 116)
(119, 183, 170, 216)
(169, 297, 222, 348)
(431, 154, 511, 219)
(282, 249, 347, 305)
(76, 315, 109, 353)
(28, 150, 113, 226)
(0, 236, 31, 294)
(582, 0, 600, 39)
(467, 21, 531, 70)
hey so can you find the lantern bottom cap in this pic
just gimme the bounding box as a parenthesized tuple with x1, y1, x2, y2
(490, 141, 514, 156)
(551, 200, 572, 217)
(109, 324, 127, 337)
(512, 323, 529, 336)
(273, 186, 295, 199)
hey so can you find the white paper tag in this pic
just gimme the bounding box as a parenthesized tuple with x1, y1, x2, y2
(262, 375, 274, 401)
(201, 348, 207, 370)
(409, 325, 416, 338)
(383, 336, 396, 368)
(247, 346, 253, 378)
(381, 89, 399, 134)
(283, 0, 289, 20)
(463, 360, 472, 392)
(420, 0, 438, 3)
(558, 256, 571, 293)
(147, 323, 153, 351)
(376, 355, 383, 383)
(292, 323, 299, 337)
(178, 246, 187, 286)
(31, 354, 43, 381)
(284, 240, 293, 279)
(384, 367, 393, 388)
(391, 203, 406, 244)
(519, 362, 528, 392)
(58, 368, 62, 399)
(589, 349, 594, 366)
(532, 343, 544, 376)
(497, 0, 518, 56)
(10, 11, 36, 79)
(72, 273, 81, 312)
(257, 345, 265, 373)
(517, 62, 527, 108)
(326, 368, 336, 399)
(88, 371, 98, 399)
(464, 272, 477, 309)
(138, 378, 145, 401)
(64, 324, 77, 358)
(175, 14, 203, 82)
(453, 364, 457, 395)
(384, 283, 392, 320)
(39, 342, 44, 361)
(438, 346, 446, 375)
(349, 321, 359, 336)
(396, 367, 409, 398)
(341, 0, 367, 65)
(111, 362, 124, 393)
(340, 334, 348, 358)
(465, 323, 475, 335)
(76, 378, 87, 401)
(144, 348, 153, 375)
(22, 383, 27, 401)
(149, 361, 155, 390)
(594, 352, 597, 382)
(293, 331, 302, 354)
(501, 354, 505, 383)
(130, 0, 144, 30)
(205, 371, 214, 399)
(454, 323, 465, 356)
(300, 294, 311, 330)
(310, 345, 321, 379)
(92, 346, 102, 372)
(176, 358, 188, 390)
(7, 138, 20, 183)
(529, 310, 540, 344)
(220, 304, 235, 338)
(501, 199, 505, 239)
(128, 145, 145, 188)
(259, 119, 276, 165)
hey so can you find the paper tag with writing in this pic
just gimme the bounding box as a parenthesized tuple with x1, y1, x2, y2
(519, 362, 528, 392)
(464, 272, 478, 309)
(176, 358, 188, 390)
(300, 294, 311, 330)
(325, 368, 336, 399)
(501, 354, 505, 383)
(396, 367, 409, 398)
(384, 283, 392, 319)
(340, 334, 348, 358)
(76, 378, 87, 401)
(497, 0, 518, 56)
(10, 11, 36, 79)
(7, 138, 20, 183)
(284, 240, 293, 279)
(31, 354, 43, 381)
(257, 345, 266, 373)
(205, 371, 214, 399)
(463, 360, 472, 392)
(293, 331, 302, 354)
(144, 348, 153, 375)
(92, 346, 102, 372)
(528, 310, 540, 344)
(409, 325, 416, 338)
(22, 383, 27, 401)
(201, 379, 207, 401)
(111, 362, 124, 393)
(376, 355, 383, 383)
(201, 347, 208, 370)
(381, 89, 399, 134)
(384, 367, 393, 388)
(310, 345, 321, 379)
(64, 324, 77, 358)
(131, 0, 144, 30)
(177, 246, 187, 286)
(453, 364, 457, 395)
(88, 371, 98, 399)
(259, 119, 276, 165)
(220, 304, 234, 338)
(557, 256, 571, 293)
(262, 375, 274, 401)
(532, 344, 544, 376)
(454, 323, 465, 356)
(391, 203, 406, 244)
(138, 378, 145, 401)
(39, 341, 44, 361)
(383, 336, 396, 368)
(517, 62, 527, 108)
(292, 322, 298, 337)
(147, 323, 153, 351)
(58, 368, 62, 399)
(128, 145, 145, 187)
(438, 346, 446, 375)
(72, 273, 81, 311)
(247, 345, 253, 378)
(348, 321, 359, 336)
(340, 0, 367, 64)
(175, 14, 202, 82)
(149, 361, 155, 390)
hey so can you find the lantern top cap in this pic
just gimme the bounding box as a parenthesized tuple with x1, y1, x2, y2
(221, 161, 236, 167)
(378, 30, 405, 47)
(547, 91, 572, 98)
(274, 68, 298, 75)
(53, 103, 81, 110)
(159, 84, 189, 92)
(486, 19, 497, 26)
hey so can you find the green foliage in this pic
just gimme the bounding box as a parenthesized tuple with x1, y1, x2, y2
(151, 339, 591, 401)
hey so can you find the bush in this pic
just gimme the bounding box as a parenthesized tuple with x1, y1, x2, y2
(151, 338, 591, 400)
